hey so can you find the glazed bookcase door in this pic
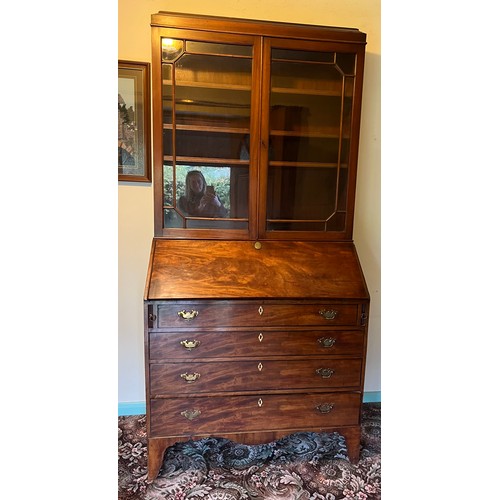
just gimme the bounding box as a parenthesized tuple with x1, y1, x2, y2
(152, 28, 261, 239)
(258, 38, 365, 241)
(151, 20, 365, 241)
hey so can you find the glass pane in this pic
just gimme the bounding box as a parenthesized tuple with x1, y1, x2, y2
(174, 86, 251, 122)
(176, 129, 249, 160)
(164, 208, 184, 228)
(270, 73, 344, 134)
(272, 48, 333, 63)
(176, 54, 252, 87)
(162, 38, 184, 61)
(186, 41, 252, 57)
(271, 60, 342, 94)
(267, 165, 341, 219)
(163, 163, 249, 229)
(266, 213, 346, 232)
(266, 48, 356, 233)
(272, 98, 341, 135)
(162, 65, 174, 133)
(270, 133, 341, 164)
(163, 163, 175, 206)
(161, 40, 252, 232)
(335, 52, 356, 75)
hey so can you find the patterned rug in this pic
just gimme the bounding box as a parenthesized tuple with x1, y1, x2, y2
(119, 403, 380, 499)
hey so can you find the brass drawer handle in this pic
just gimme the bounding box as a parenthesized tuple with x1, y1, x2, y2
(180, 409, 201, 421)
(316, 367, 335, 379)
(180, 372, 201, 383)
(180, 339, 200, 350)
(318, 337, 336, 348)
(316, 403, 334, 414)
(319, 309, 338, 320)
(178, 309, 199, 321)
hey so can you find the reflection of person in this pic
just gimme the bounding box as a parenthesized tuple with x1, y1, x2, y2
(178, 170, 228, 217)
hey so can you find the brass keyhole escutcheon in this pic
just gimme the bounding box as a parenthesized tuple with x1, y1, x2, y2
(258, 306, 264, 316)
(258, 333, 264, 342)
(258, 398, 263, 407)
(258, 362, 263, 371)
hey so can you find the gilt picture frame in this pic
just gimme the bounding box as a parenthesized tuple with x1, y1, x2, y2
(118, 60, 151, 182)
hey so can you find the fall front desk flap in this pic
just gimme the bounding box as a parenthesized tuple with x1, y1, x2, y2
(145, 239, 369, 301)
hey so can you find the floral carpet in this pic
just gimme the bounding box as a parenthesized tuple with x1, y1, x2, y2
(118, 403, 381, 499)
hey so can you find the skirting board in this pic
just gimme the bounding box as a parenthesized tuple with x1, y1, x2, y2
(118, 391, 381, 416)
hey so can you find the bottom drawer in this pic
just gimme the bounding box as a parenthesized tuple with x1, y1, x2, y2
(150, 392, 361, 436)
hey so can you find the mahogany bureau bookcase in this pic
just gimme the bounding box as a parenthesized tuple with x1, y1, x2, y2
(144, 11, 369, 481)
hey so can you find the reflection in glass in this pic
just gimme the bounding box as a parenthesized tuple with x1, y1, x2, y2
(163, 163, 249, 228)
(161, 38, 252, 231)
(161, 38, 184, 61)
(178, 170, 228, 218)
(164, 164, 231, 212)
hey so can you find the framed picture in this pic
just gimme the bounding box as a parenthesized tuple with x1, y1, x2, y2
(118, 60, 151, 182)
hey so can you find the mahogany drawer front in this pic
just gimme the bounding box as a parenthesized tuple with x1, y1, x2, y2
(155, 301, 360, 328)
(150, 358, 363, 395)
(149, 330, 365, 360)
(149, 392, 361, 436)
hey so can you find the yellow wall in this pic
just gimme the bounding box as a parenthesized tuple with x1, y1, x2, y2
(118, 0, 381, 403)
